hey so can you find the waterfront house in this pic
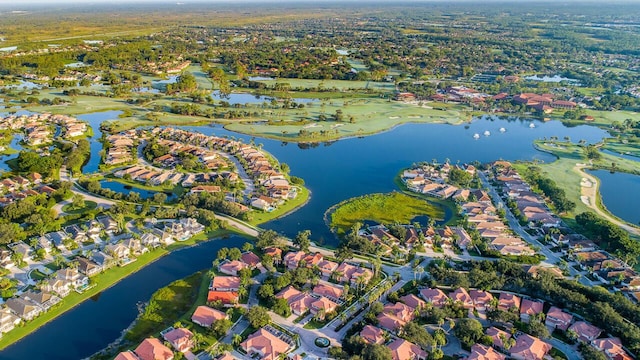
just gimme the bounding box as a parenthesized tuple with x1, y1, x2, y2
(6, 297, 41, 321)
(218, 260, 247, 276)
(191, 306, 228, 328)
(21, 290, 61, 311)
(207, 291, 239, 305)
(56, 268, 89, 289)
(76, 257, 102, 277)
(210, 276, 240, 292)
(0, 307, 21, 334)
(114, 351, 140, 360)
(43, 278, 71, 298)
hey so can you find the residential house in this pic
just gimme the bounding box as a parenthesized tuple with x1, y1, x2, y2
(10, 242, 33, 261)
(206, 291, 239, 305)
(97, 215, 119, 235)
(387, 338, 427, 360)
(591, 338, 628, 360)
(283, 251, 306, 270)
(520, 299, 544, 323)
(469, 290, 494, 311)
(21, 290, 61, 311)
(92, 251, 116, 269)
(218, 260, 247, 276)
(115, 351, 140, 360)
(0, 307, 21, 334)
(76, 257, 101, 277)
(468, 344, 506, 360)
(56, 268, 89, 289)
(420, 288, 449, 307)
(310, 296, 339, 320)
(140, 233, 162, 248)
(287, 293, 316, 316)
(312, 283, 343, 301)
(43, 278, 71, 298)
(6, 297, 42, 321)
(509, 334, 551, 360)
(241, 329, 292, 360)
(264, 247, 282, 264)
(400, 294, 426, 311)
(240, 251, 261, 268)
(545, 306, 573, 331)
(45, 231, 70, 250)
(251, 196, 278, 212)
(486, 327, 511, 349)
(317, 260, 339, 278)
(134, 338, 174, 360)
(360, 325, 386, 345)
(163, 327, 194, 353)
(569, 321, 602, 343)
(64, 224, 88, 244)
(191, 306, 228, 328)
(210, 276, 240, 292)
(377, 312, 408, 332)
(105, 243, 131, 262)
(498, 293, 521, 312)
(123, 238, 146, 255)
(450, 287, 474, 309)
(35, 236, 53, 254)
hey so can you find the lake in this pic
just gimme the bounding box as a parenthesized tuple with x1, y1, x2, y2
(210, 90, 318, 105)
(524, 75, 580, 84)
(1, 113, 611, 359)
(77, 110, 123, 174)
(589, 169, 640, 226)
(99, 179, 177, 202)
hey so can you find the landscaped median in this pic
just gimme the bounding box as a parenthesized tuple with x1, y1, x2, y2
(0, 228, 243, 351)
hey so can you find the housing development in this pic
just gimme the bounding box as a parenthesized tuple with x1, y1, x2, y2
(0, 1, 639, 360)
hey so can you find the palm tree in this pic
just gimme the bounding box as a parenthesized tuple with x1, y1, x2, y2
(232, 334, 242, 346)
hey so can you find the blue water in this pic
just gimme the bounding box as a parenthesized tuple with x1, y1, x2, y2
(210, 90, 317, 105)
(99, 180, 177, 202)
(589, 169, 640, 225)
(77, 110, 122, 174)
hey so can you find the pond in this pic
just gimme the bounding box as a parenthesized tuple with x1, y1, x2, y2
(589, 169, 640, 226)
(524, 75, 580, 84)
(210, 90, 318, 105)
(99, 180, 177, 201)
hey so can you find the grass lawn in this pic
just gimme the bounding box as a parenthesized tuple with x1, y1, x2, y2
(393, 173, 463, 225)
(303, 318, 327, 329)
(124, 271, 204, 343)
(61, 200, 97, 214)
(0, 229, 240, 351)
(329, 192, 445, 236)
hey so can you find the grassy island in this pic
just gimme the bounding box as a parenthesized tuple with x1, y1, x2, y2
(329, 192, 445, 236)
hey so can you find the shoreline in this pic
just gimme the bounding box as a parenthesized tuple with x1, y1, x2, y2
(0, 229, 246, 351)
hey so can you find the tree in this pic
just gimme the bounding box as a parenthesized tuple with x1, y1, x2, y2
(246, 306, 271, 328)
(217, 247, 229, 261)
(257, 284, 274, 300)
(71, 194, 85, 209)
(256, 230, 279, 249)
(272, 297, 292, 317)
(294, 230, 311, 252)
(362, 343, 392, 360)
(242, 242, 254, 252)
(210, 318, 232, 338)
(454, 318, 484, 349)
(228, 248, 242, 261)
(401, 322, 434, 349)
(232, 334, 243, 346)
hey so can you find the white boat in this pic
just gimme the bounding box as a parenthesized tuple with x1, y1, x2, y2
(473, 133, 480, 139)
(483, 130, 491, 136)
(499, 127, 506, 133)
(529, 122, 536, 128)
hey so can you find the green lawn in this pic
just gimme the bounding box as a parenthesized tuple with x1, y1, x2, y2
(61, 200, 97, 214)
(329, 192, 445, 236)
(125, 271, 204, 343)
